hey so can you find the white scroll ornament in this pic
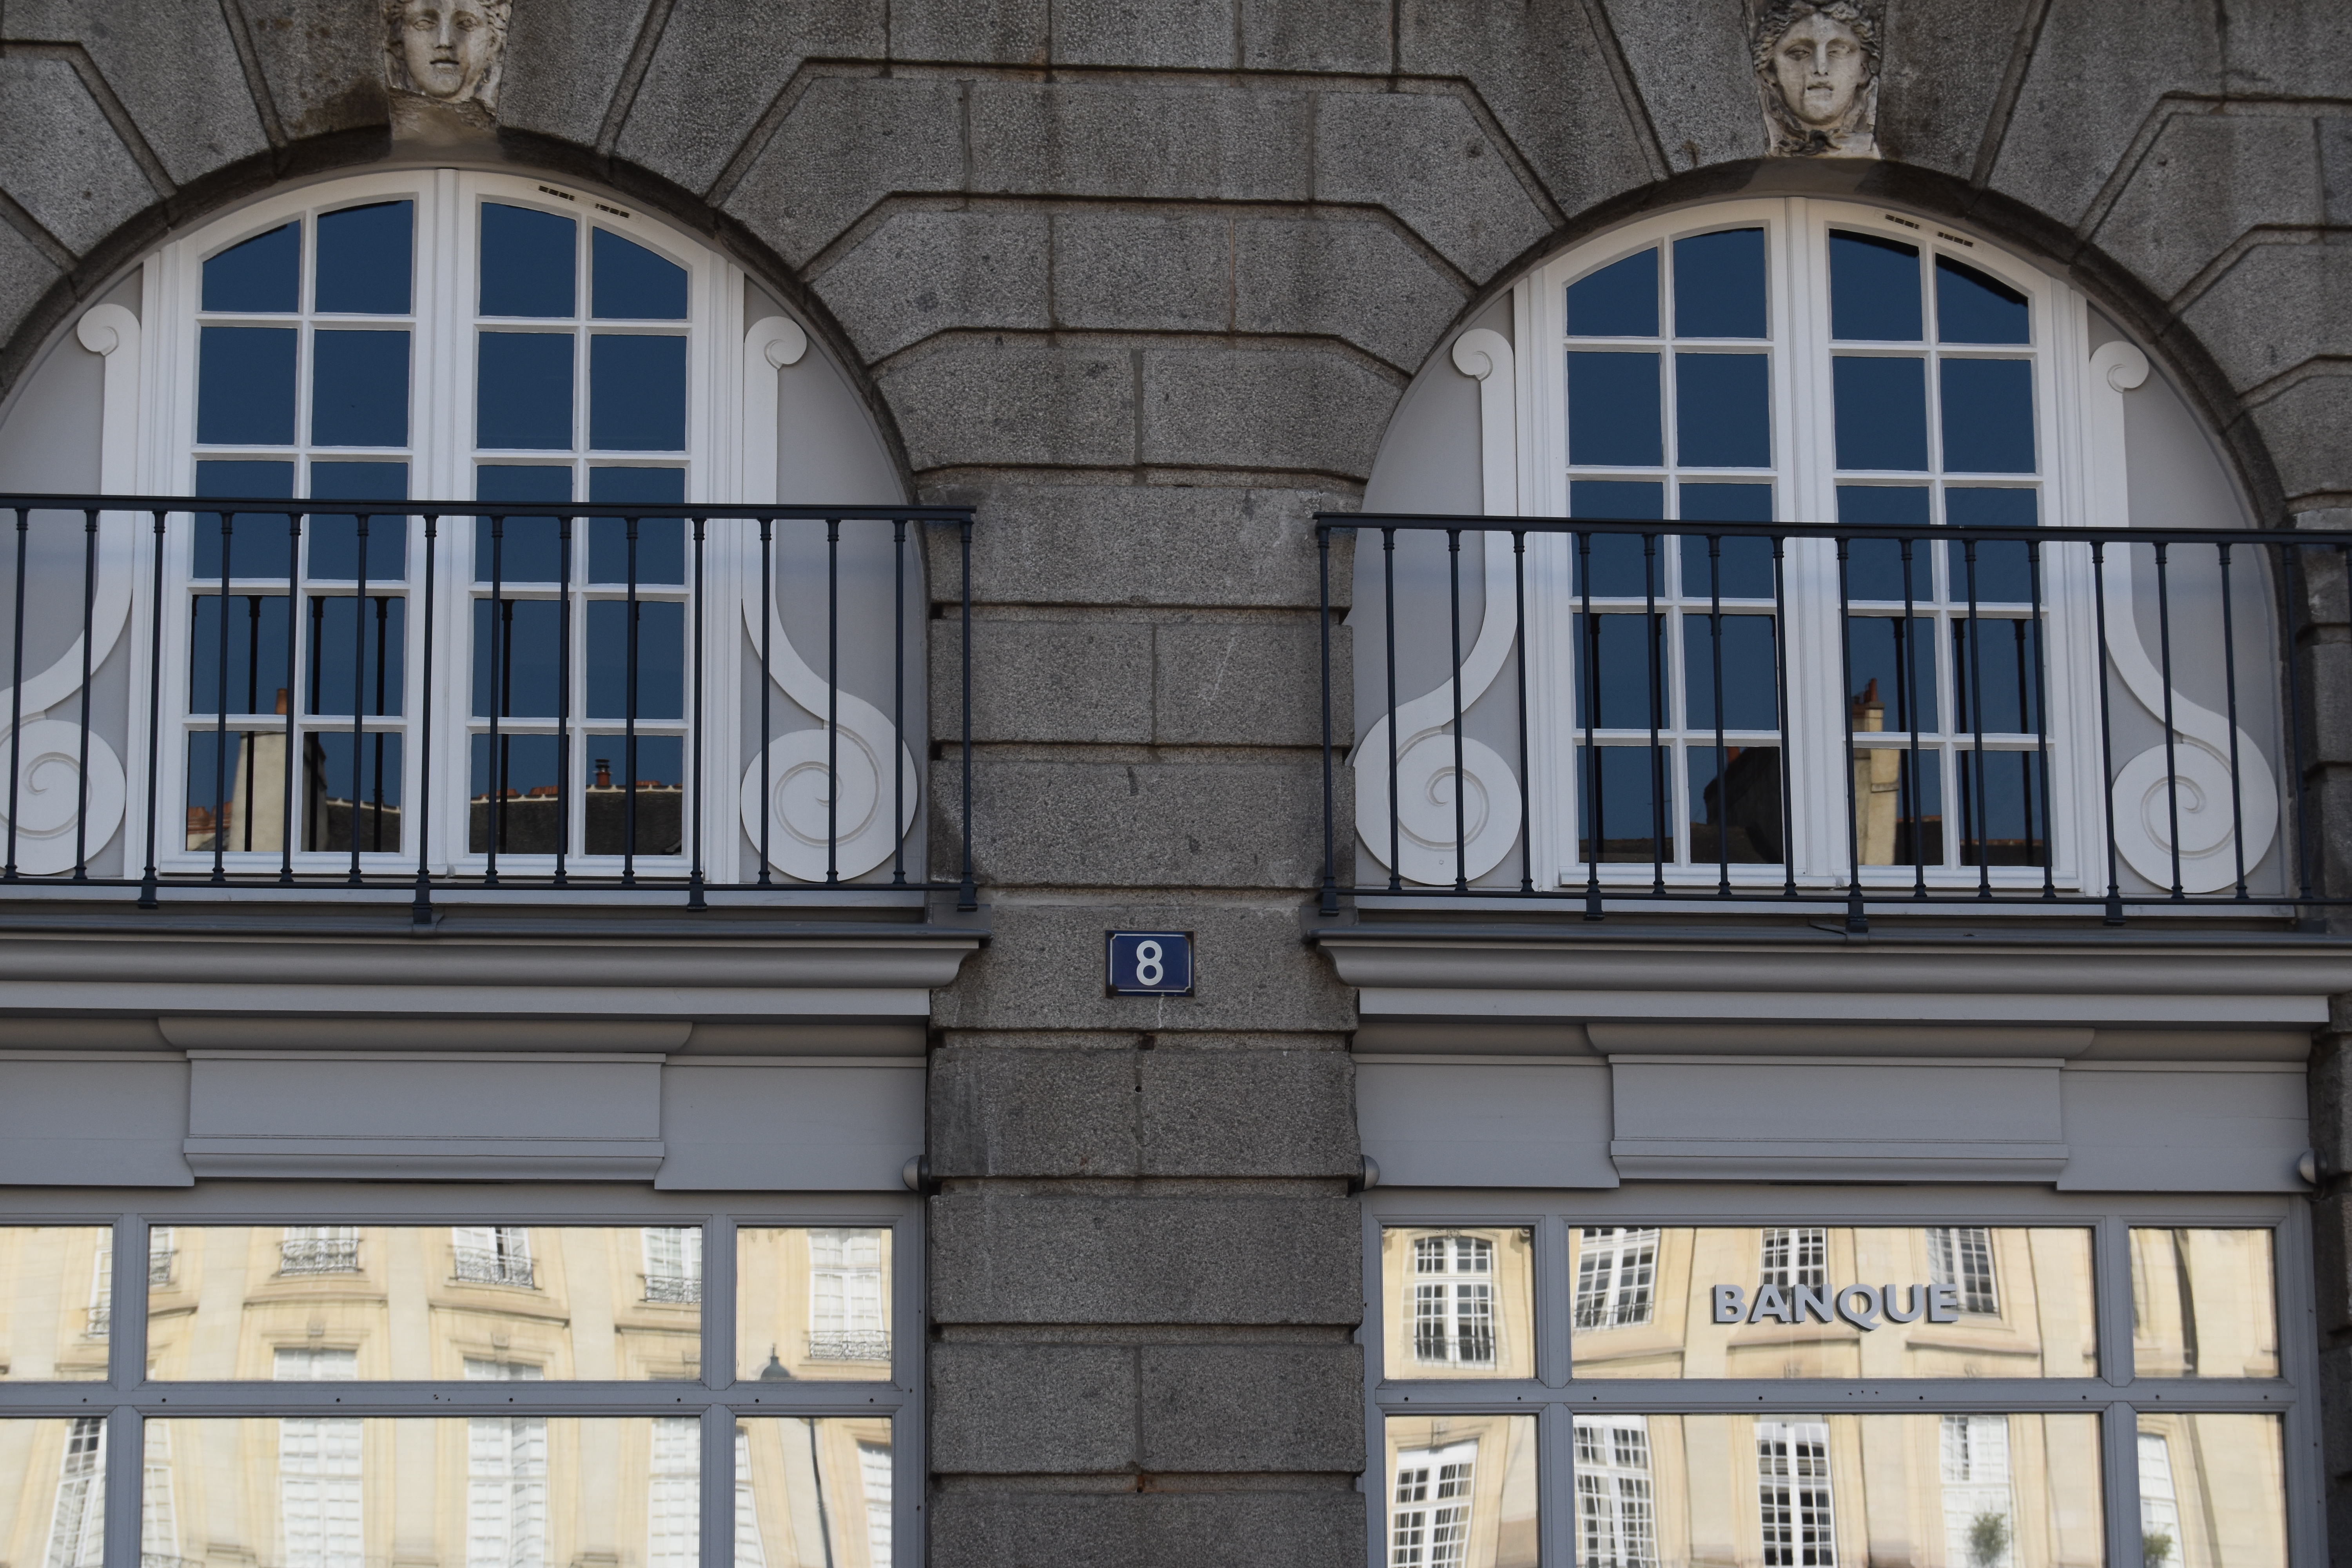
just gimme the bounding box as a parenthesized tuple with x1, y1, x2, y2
(1353, 328, 1526, 885)
(736, 314, 918, 881)
(2088, 340, 2278, 893)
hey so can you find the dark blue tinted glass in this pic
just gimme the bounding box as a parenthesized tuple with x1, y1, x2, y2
(592, 229, 689, 321)
(189, 592, 290, 714)
(305, 592, 405, 716)
(202, 223, 299, 313)
(193, 459, 296, 582)
(1566, 249, 1659, 338)
(1847, 615, 1939, 733)
(310, 330, 410, 447)
(315, 202, 413, 315)
(1935, 256, 2029, 345)
(1573, 613, 1666, 730)
(1675, 353, 1769, 467)
(1684, 613, 1780, 730)
(480, 204, 577, 318)
(583, 734, 685, 855)
(197, 327, 298, 445)
(469, 732, 561, 854)
(1946, 487, 2038, 605)
(1837, 484, 1930, 603)
(1940, 358, 2035, 473)
(1672, 229, 1766, 339)
(301, 731, 403, 853)
(1578, 743, 1666, 862)
(1570, 481, 1663, 598)
(1832, 356, 1927, 470)
(308, 461, 408, 583)
(1829, 232, 1922, 341)
(475, 465, 570, 582)
(1960, 748, 2045, 866)
(1567, 352, 1662, 467)
(589, 335, 687, 452)
(1954, 616, 2042, 734)
(472, 596, 562, 718)
(1677, 484, 1775, 600)
(586, 599, 684, 720)
(477, 332, 575, 450)
(588, 467, 686, 584)
(1688, 744, 1782, 863)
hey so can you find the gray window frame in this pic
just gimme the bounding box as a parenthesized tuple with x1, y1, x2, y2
(0, 1182, 922, 1568)
(1361, 1185, 2320, 1568)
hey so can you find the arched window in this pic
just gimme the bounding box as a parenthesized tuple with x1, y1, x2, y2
(1357, 197, 2283, 904)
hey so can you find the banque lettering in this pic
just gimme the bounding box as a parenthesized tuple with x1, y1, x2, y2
(1711, 1282, 1959, 1330)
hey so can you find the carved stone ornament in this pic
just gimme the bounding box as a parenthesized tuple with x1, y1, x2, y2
(1750, 0, 1881, 159)
(383, 0, 510, 119)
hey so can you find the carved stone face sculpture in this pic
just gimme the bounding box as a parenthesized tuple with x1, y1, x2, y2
(1752, 0, 1880, 158)
(387, 0, 507, 111)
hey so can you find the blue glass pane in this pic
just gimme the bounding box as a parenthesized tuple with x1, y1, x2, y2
(189, 592, 290, 714)
(1829, 231, 1921, 341)
(1946, 487, 2038, 605)
(1570, 481, 1662, 599)
(1936, 256, 2028, 345)
(193, 459, 296, 583)
(1684, 613, 1780, 730)
(588, 467, 686, 585)
(1578, 743, 1666, 862)
(1567, 352, 1661, 467)
(472, 596, 561, 718)
(1939, 358, 2035, 473)
(1847, 614, 1939, 734)
(197, 327, 297, 445)
(1832, 356, 1927, 471)
(1837, 484, 1930, 603)
(586, 599, 684, 720)
(315, 202, 413, 315)
(469, 732, 562, 854)
(480, 204, 577, 318)
(1954, 616, 2041, 735)
(1688, 744, 1782, 863)
(1672, 229, 1766, 339)
(301, 731, 403, 853)
(310, 330, 410, 447)
(477, 332, 575, 450)
(1674, 353, 1769, 467)
(1566, 249, 1659, 338)
(475, 465, 570, 582)
(1677, 485, 1775, 601)
(584, 733, 685, 855)
(1573, 613, 1666, 730)
(592, 229, 689, 321)
(589, 335, 687, 452)
(305, 593, 405, 716)
(1960, 748, 2045, 866)
(308, 462, 408, 583)
(202, 223, 299, 313)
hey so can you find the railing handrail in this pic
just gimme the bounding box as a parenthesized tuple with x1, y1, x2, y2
(1319, 510, 2336, 549)
(3, 492, 975, 523)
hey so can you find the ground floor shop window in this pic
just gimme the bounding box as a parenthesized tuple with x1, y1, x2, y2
(1368, 1195, 2310, 1568)
(0, 1194, 915, 1568)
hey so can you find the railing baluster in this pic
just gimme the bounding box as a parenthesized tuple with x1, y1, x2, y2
(2217, 540, 2246, 900)
(1318, 525, 1337, 916)
(1447, 528, 1467, 894)
(2091, 541, 2124, 924)
(1644, 532, 1662, 898)
(556, 513, 572, 888)
(348, 513, 368, 884)
(1964, 537, 1989, 899)
(892, 517, 906, 891)
(412, 514, 437, 925)
(2027, 537, 2055, 899)
(1580, 532, 1600, 921)
(1514, 529, 1532, 897)
(73, 510, 96, 882)
(690, 516, 707, 910)
(1771, 535, 1793, 900)
(6, 507, 26, 882)
(139, 511, 165, 907)
(1901, 538, 1924, 897)
(2154, 541, 2183, 898)
(1710, 535, 1727, 897)
(758, 517, 772, 887)
(1383, 526, 1400, 894)
(625, 514, 640, 887)
(825, 516, 838, 886)
(280, 512, 301, 880)
(1835, 538, 1865, 933)
(211, 509, 233, 884)
(486, 514, 504, 886)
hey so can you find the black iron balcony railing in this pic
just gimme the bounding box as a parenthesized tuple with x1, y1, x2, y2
(1318, 512, 2338, 929)
(451, 1248, 536, 1288)
(279, 1235, 361, 1274)
(0, 493, 976, 919)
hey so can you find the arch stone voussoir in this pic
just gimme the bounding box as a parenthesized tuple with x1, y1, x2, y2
(2, 7, 268, 188)
(719, 76, 967, 269)
(0, 54, 158, 256)
(2092, 113, 2327, 305)
(1311, 91, 1554, 283)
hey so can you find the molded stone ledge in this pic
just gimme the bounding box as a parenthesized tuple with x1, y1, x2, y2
(968, 81, 1311, 204)
(1138, 1343, 1364, 1472)
(883, 341, 1136, 470)
(930, 1488, 1363, 1568)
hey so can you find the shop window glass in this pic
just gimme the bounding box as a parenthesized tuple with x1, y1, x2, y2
(2129, 1228, 2278, 1379)
(1379, 1227, 1534, 1380)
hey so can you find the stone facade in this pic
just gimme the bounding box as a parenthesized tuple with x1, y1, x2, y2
(0, 2, 2348, 1562)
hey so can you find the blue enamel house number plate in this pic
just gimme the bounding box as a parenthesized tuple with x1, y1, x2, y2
(1106, 931, 1194, 996)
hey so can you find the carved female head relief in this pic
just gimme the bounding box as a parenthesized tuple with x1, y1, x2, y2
(383, 0, 509, 114)
(1751, 0, 1880, 158)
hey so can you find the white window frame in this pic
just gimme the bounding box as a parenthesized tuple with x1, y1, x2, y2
(124, 168, 753, 884)
(1508, 198, 2111, 895)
